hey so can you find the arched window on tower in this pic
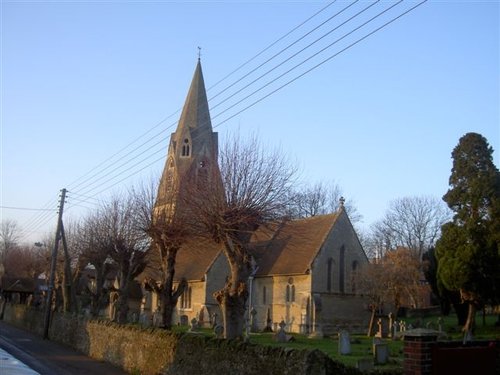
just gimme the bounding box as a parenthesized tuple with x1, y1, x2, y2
(181, 138, 191, 157)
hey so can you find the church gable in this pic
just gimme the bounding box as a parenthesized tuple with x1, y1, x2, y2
(310, 209, 367, 295)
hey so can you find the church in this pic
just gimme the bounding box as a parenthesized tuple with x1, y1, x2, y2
(141, 59, 370, 335)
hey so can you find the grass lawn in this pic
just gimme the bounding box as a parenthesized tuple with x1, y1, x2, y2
(175, 312, 499, 373)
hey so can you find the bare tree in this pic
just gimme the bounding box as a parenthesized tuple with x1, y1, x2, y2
(193, 133, 297, 339)
(358, 247, 422, 334)
(2, 244, 47, 279)
(369, 196, 450, 260)
(288, 181, 362, 224)
(132, 180, 188, 329)
(73, 214, 114, 317)
(99, 194, 150, 324)
(0, 219, 20, 264)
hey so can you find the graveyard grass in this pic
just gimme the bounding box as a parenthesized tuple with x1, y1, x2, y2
(172, 313, 499, 372)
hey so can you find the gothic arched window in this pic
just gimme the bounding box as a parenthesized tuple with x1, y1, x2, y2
(180, 286, 192, 309)
(351, 261, 359, 294)
(339, 246, 345, 294)
(327, 257, 334, 292)
(286, 278, 295, 303)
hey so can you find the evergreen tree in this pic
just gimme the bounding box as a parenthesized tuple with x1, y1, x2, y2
(436, 132, 500, 334)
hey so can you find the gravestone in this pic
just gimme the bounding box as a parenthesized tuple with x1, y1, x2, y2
(388, 313, 394, 338)
(338, 330, 351, 355)
(214, 324, 224, 338)
(375, 318, 384, 338)
(179, 314, 188, 326)
(211, 313, 218, 328)
(153, 311, 162, 327)
(250, 308, 258, 332)
(437, 317, 443, 332)
(262, 308, 273, 332)
(399, 320, 406, 332)
(274, 320, 294, 343)
(189, 318, 199, 332)
(373, 342, 389, 364)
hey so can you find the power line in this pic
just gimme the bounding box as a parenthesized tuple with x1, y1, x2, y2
(19, 1, 428, 240)
(68, 1, 422, 202)
(207, 1, 336, 91)
(64, 3, 335, 195)
(66, 2, 382, 198)
(213, 0, 428, 130)
(0, 206, 56, 212)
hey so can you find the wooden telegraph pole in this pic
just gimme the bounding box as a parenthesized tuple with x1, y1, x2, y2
(43, 188, 67, 339)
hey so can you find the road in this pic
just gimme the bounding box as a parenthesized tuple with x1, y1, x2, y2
(0, 321, 128, 375)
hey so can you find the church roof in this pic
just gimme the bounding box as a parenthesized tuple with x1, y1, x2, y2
(141, 236, 222, 283)
(250, 213, 341, 276)
(175, 237, 222, 281)
(141, 212, 343, 283)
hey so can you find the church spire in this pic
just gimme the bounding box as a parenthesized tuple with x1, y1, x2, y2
(176, 59, 212, 136)
(155, 60, 219, 216)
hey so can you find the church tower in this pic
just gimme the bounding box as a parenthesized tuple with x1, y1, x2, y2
(155, 60, 219, 218)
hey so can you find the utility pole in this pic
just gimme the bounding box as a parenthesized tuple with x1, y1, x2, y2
(43, 188, 66, 339)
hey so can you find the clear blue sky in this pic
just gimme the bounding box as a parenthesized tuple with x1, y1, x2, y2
(1, 0, 499, 244)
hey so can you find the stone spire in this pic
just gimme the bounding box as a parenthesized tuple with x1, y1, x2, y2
(155, 60, 219, 217)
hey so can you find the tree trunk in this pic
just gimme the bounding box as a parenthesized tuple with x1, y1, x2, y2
(116, 286, 130, 324)
(215, 258, 249, 340)
(463, 302, 476, 335)
(115, 265, 131, 324)
(217, 285, 248, 339)
(367, 307, 376, 337)
(91, 266, 106, 317)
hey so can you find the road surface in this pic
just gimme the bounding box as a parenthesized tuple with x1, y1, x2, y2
(0, 321, 127, 375)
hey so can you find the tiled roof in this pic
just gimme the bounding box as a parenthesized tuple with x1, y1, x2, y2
(251, 213, 340, 276)
(141, 236, 223, 283)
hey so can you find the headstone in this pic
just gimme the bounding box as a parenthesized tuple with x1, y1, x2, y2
(214, 324, 224, 338)
(263, 308, 273, 332)
(211, 313, 218, 328)
(179, 314, 189, 326)
(274, 320, 288, 343)
(189, 317, 199, 332)
(375, 318, 383, 338)
(153, 311, 162, 327)
(388, 313, 394, 338)
(338, 330, 351, 355)
(373, 342, 389, 364)
(274, 320, 294, 342)
(250, 308, 258, 332)
(437, 317, 443, 332)
(399, 321, 406, 332)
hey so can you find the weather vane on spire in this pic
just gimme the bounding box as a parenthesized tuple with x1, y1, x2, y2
(197, 46, 202, 61)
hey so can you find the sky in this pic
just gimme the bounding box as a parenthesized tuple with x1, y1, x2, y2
(1, 0, 499, 245)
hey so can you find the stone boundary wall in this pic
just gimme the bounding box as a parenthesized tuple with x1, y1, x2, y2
(2, 304, 363, 375)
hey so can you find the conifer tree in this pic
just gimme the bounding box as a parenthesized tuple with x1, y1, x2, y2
(436, 132, 500, 335)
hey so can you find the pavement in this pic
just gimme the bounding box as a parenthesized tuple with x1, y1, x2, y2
(0, 321, 128, 375)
